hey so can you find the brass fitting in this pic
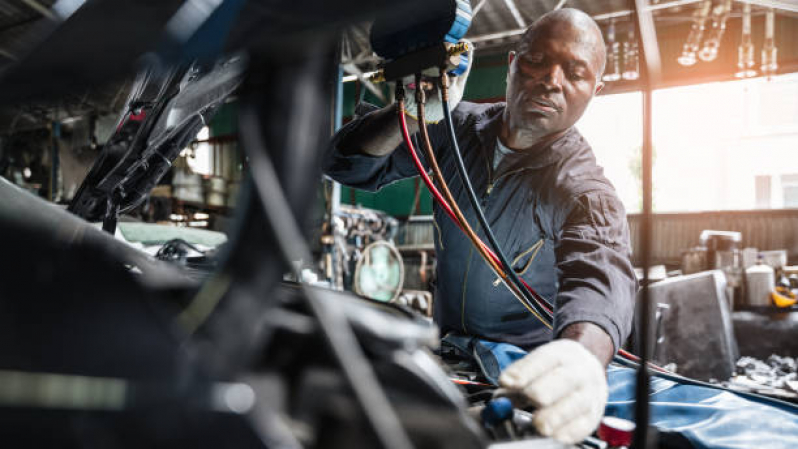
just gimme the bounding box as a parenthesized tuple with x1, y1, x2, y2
(440, 70, 450, 102)
(446, 41, 471, 57)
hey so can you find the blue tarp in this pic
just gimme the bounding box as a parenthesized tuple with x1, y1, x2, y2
(443, 334, 798, 449)
(605, 365, 798, 449)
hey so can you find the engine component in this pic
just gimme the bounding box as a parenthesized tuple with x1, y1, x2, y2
(635, 270, 739, 381)
(729, 355, 798, 401)
(353, 240, 404, 302)
(68, 55, 246, 233)
(395, 290, 433, 316)
(597, 416, 635, 448)
(325, 205, 399, 290)
(481, 398, 516, 440)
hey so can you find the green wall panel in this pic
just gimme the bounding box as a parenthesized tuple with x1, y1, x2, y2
(464, 63, 508, 101)
(340, 178, 432, 217)
(342, 81, 392, 119)
(463, 53, 509, 101)
(210, 101, 239, 136)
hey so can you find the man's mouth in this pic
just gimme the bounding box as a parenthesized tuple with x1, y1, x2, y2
(526, 98, 562, 114)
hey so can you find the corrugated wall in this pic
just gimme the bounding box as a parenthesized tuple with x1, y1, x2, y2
(396, 210, 798, 268)
(627, 210, 798, 267)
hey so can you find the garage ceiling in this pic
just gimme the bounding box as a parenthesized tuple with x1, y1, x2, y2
(340, 0, 798, 84)
(0, 0, 797, 131)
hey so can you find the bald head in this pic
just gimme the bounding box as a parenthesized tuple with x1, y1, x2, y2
(518, 8, 606, 81)
(501, 8, 607, 149)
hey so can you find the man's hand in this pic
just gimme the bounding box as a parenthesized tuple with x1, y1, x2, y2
(498, 339, 608, 444)
(402, 40, 473, 124)
(338, 41, 474, 157)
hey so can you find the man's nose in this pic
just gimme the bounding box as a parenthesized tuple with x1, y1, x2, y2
(538, 64, 564, 91)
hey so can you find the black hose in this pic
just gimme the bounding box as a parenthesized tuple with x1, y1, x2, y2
(440, 83, 553, 323)
(612, 356, 798, 413)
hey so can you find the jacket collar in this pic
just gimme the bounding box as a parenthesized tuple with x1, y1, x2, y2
(474, 103, 585, 170)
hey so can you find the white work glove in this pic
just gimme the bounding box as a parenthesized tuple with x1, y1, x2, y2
(401, 40, 473, 124)
(498, 339, 608, 444)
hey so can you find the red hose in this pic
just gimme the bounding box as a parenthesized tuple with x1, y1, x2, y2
(398, 106, 553, 312)
(399, 102, 670, 371)
(398, 107, 498, 263)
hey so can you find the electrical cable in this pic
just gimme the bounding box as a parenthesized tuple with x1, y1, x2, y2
(396, 93, 496, 266)
(239, 104, 415, 449)
(438, 75, 553, 319)
(615, 351, 669, 374)
(413, 77, 502, 277)
(410, 76, 552, 324)
(397, 90, 551, 328)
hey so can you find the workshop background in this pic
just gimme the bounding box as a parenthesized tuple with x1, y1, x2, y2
(1, 0, 798, 403)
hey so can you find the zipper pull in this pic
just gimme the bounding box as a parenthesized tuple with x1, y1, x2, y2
(486, 182, 494, 196)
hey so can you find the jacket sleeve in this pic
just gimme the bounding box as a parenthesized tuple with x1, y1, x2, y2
(552, 190, 637, 353)
(322, 103, 443, 192)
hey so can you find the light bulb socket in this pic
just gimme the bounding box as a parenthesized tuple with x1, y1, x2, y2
(738, 44, 755, 69)
(678, 52, 697, 66)
(699, 41, 719, 62)
(735, 69, 757, 78)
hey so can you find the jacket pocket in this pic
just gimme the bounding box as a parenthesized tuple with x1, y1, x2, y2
(512, 238, 545, 275)
(491, 238, 545, 286)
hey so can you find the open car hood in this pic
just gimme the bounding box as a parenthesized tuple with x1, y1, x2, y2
(67, 55, 246, 226)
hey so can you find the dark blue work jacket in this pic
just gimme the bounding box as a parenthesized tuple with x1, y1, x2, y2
(323, 101, 636, 352)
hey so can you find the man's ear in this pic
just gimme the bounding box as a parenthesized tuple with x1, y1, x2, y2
(594, 81, 604, 95)
(507, 51, 516, 85)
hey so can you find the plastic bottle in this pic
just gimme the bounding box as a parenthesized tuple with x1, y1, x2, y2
(746, 255, 775, 306)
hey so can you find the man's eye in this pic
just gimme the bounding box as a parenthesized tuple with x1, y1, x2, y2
(569, 67, 588, 80)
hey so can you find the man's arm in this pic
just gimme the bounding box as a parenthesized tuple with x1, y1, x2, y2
(559, 321, 614, 367)
(553, 190, 637, 363)
(326, 49, 472, 187)
(322, 103, 423, 192)
(337, 105, 418, 157)
(497, 189, 635, 444)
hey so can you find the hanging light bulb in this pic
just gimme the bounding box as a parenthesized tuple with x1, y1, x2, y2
(603, 20, 621, 82)
(699, 0, 731, 62)
(622, 27, 639, 80)
(761, 8, 778, 78)
(678, 0, 712, 66)
(735, 2, 756, 78)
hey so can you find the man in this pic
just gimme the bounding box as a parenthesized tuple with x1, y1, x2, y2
(324, 8, 636, 444)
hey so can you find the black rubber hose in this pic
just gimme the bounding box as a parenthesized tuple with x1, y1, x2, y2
(612, 355, 798, 413)
(440, 83, 553, 322)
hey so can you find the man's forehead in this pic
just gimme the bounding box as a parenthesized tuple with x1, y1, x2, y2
(518, 20, 603, 68)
